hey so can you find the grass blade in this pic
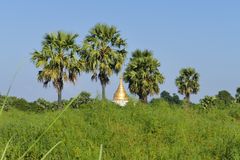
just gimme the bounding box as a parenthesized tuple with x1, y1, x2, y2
(0, 137, 13, 160)
(18, 94, 80, 160)
(0, 72, 17, 116)
(0, 61, 24, 116)
(98, 144, 103, 160)
(40, 141, 62, 160)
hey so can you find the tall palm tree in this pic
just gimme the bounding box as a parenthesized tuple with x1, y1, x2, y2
(31, 31, 81, 104)
(81, 23, 127, 99)
(175, 67, 200, 103)
(123, 49, 165, 103)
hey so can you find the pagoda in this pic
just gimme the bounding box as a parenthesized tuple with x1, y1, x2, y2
(113, 77, 128, 106)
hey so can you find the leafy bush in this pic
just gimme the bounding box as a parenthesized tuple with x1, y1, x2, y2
(236, 87, 240, 103)
(0, 92, 94, 113)
(0, 95, 33, 111)
(160, 90, 182, 105)
(70, 91, 93, 109)
(216, 90, 234, 106)
(33, 98, 60, 111)
(200, 96, 216, 109)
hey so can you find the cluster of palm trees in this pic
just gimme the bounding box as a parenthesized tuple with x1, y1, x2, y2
(31, 23, 200, 104)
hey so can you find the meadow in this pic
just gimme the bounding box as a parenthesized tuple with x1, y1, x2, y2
(1, 99, 240, 160)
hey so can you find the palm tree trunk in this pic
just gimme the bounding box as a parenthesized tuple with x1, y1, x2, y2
(185, 94, 190, 103)
(101, 83, 106, 100)
(143, 96, 148, 103)
(184, 93, 190, 108)
(57, 89, 62, 104)
(139, 94, 148, 103)
(57, 67, 63, 107)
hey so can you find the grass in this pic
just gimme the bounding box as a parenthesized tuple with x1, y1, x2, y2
(1, 100, 240, 159)
(17, 94, 79, 160)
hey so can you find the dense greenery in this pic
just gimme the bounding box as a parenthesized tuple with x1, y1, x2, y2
(1, 100, 240, 159)
(200, 96, 216, 109)
(0, 92, 92, 112)
(236, 87, 240, 103)
(160, 90, 182, 105)
(216, 90, 235, 106)
(124, 50, 164, 103)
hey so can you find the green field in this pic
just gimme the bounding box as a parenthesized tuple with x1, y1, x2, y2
(1, 100, 240, 160)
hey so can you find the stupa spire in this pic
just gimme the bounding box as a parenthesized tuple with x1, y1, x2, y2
(113, 76, 128, 106)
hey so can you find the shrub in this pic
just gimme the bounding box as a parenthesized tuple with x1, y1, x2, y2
(200, 96, 216, 109)
(70, 91, 93, 109)
(0, 96, 32, 111)
(33, 98, 56, 111)
(160, 91, 182, 105)
(216, 90, 234, 106)
(235, 87, 240, 103)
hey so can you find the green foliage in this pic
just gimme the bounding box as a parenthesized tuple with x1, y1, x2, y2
(31, 31, 81, 103)
(70, 91, 93, 109)
(33, 98, 60, 111)
(82, 23, 127, 99)
(175, 67, 200, 103)
(0, 95, 34, 111)
(216, 90, 234, 106)
(229, 106, 240, 120)
(235, 87, 240, 103)
(160, 90, 182, 105)
(123, 50, 165, 103)
(1, 102, 240, 159)
(200, 96, 216, 109)
(0, 93, 92, 113)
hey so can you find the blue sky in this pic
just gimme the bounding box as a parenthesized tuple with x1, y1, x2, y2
(0, 0, 240, 102)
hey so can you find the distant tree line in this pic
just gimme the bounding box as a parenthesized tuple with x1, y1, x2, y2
(200, 89, 240, 109)
(0, 91, 93, 112)
(30, 23, 239, 108)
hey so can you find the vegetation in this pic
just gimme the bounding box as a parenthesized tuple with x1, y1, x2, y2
(31, 31, 81, 104)
(175, 67, 200, 104)
(216, 90, 235, 106)
(123, 50, 164, 103)
(0, 92, 92, 112)
(81, 23, 127, 99)
(200, 96, 216, 109)
(160, 90, 182, 105)
(1, 100, 240, 159)
(236, 87, 240, 103)
(1, 23, 240, 159)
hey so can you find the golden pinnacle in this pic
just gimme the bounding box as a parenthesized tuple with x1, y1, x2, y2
(113, 76, 128, 102)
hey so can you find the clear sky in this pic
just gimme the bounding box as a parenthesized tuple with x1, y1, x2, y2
(0, 0, 240, 102)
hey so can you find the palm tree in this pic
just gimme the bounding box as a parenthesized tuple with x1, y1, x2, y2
(175, 67, 200, 103)
(31, 31, 81, 104)
(123, 49, 165, 103)
(81, 23, 127, 99)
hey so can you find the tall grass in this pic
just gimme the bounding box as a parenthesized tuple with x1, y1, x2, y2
(18, 94, 80, 160)
(0, 137, 12, 160)
(98, 144, 103, 160)
(40, 141, 62, 160)
(1, 64, 79, 160)
(0, 66, 22, 159)
(1, 100, 240, 159)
